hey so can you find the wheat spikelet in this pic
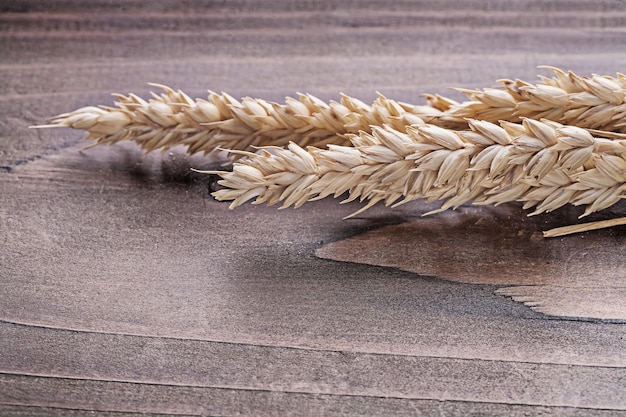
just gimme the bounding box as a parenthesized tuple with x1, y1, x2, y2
(420, 67, 626, 132)
(39, 84, 424, 157)
(207, 119, 626, 236)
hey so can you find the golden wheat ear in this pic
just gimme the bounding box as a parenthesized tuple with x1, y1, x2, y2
(209, 119, 625, 236)
(40, 68, 626, 158)
(38, 85, 443, 157)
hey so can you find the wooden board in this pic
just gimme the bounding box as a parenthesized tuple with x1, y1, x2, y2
(316, 203, 626, 322)
(1, 1, 626, 415)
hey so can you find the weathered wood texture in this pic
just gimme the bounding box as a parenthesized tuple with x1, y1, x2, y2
(316, 202, 626, 322)
(1, 1, 626, 416)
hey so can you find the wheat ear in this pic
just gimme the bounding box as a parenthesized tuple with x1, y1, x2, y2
(36, 84, 425, 157)
(206, 119, 626, 236)
(38, 68, 626, 159)
(420, 67, 626, 132)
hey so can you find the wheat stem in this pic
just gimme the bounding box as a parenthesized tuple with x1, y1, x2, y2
(543, 217, 626, 237)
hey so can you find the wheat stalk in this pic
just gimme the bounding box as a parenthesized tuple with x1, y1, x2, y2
(206, 119, 626, 236)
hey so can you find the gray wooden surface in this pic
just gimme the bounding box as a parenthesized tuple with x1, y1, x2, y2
(1, 1, 626, 416)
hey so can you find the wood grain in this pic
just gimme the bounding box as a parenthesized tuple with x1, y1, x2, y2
(1, 1, 626, 415)
(316, 203, 626, 322)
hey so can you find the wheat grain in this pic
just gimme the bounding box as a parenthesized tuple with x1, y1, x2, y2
(206, 119, 626, 235)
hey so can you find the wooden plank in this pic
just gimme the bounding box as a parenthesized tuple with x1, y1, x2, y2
(1, 323, 625, 413)
(2, 0, 626, 414)
(316, 203, 626, 322)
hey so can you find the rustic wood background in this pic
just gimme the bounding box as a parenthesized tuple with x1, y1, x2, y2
(1, 1, 626, 415)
